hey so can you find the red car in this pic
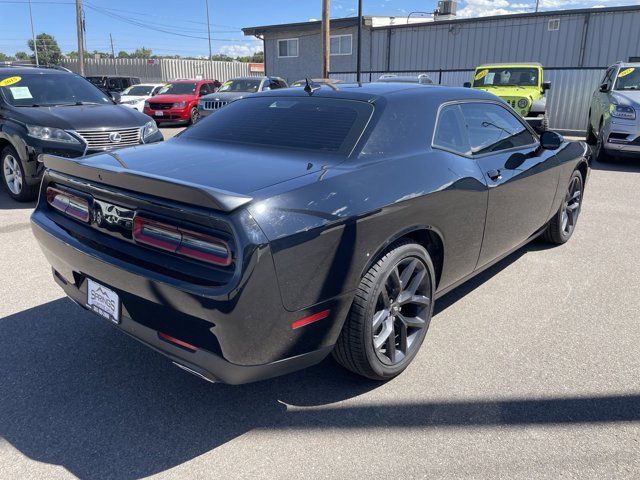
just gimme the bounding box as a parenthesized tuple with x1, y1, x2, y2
(144, 79, 218, 125)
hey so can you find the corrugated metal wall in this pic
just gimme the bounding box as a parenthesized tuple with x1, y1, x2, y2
(61, 58, 258, 83)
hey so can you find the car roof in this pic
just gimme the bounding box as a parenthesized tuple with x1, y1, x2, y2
(86, 75, 139, 78)
(0, 66, 74, 76)
(614, 62, 640, 68)
(250, 82, 497, 103)
(168, 79, 212, 83)
(476, 63, 542, 68)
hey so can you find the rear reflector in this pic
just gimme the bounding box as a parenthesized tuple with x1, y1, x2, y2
(46, 187, 90, 222)
(291, 309, 330, 330)
(133, 216, 231, 266)
(158, 332, 198, 352)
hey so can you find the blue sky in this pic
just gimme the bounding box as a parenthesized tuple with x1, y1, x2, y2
(0, 0, 637, 57)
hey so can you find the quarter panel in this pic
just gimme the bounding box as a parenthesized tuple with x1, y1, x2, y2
(249, 151, 488, 311)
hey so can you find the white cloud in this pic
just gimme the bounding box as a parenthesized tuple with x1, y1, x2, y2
(219, 42, 261, 58)
(457, 0, 640, 18)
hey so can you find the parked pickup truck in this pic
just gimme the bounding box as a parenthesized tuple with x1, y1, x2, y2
(465, 63, 551, 132)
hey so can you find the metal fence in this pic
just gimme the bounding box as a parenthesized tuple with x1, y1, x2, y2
(60, 58, 261, 83)
(329, 68, 605, 132)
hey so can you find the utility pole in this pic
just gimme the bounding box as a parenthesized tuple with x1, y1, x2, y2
(535, 0, 540, 13)
(205, 0, 213, 61)
(356, 0, 363, 82)
(321, 0, 330, 78)
(109, 33, 118, 74)
(27, 0, 39, 66)
(75, 0, 85, 76)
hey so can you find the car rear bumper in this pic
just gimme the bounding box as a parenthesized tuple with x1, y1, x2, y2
(31, 208, 348, 383)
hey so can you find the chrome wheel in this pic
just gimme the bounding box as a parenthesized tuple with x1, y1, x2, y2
(372, 256, 431, 365)
(561, 175, 582, 236)
(2, 154, 22, 195)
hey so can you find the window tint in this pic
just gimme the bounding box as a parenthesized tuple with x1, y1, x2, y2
(199, 83, 211, 96)
(433, 105, 470, 155)
(460, 103, 536, 155)
(181, 97, 373, 155)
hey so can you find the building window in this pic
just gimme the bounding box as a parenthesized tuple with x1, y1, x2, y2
(278, 38, 299, 58)
(330, 34, 353, 55)
(548, 19, 560, 31)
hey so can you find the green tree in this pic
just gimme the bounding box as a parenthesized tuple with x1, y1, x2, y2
(132, 47, 152, 58)
(28, 33, 62, 65)
(15, 51, 30, 61)
(0, 52, 14, 62)
(117, 50, 130, 59)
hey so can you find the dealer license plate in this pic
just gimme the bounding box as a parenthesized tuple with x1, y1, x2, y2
(87, 279, 120, 324)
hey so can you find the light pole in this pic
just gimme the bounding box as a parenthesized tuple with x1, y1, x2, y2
(28, 0, 39, 66)
(356, 0, 363, 82)
(205, 0, 213, 61)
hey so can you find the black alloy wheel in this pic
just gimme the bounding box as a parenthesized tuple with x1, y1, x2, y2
(333, 241, 435, 380)
(543, 170, 584, 245)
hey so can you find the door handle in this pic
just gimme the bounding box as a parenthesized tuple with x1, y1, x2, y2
(486, 169, 502, 181)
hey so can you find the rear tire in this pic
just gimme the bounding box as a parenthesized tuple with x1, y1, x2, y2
(543, 170, 584, 245)
(1, 146, 38, 202)
(333, 241, 435, 381)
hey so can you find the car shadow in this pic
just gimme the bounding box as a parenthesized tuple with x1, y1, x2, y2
(0, 193, 36, 211)
(0, 240, 619, 479)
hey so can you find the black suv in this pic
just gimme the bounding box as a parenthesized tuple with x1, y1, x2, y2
(0, 67, 163, 201)
(86, 75, 141, 93)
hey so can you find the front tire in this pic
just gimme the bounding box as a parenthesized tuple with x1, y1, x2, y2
(543, 170, 584, 245)
(595, 121, 612, 163)
(2, 146, 38, 202)
(189, 107, 200, 125)
(333, 241, 435, 381)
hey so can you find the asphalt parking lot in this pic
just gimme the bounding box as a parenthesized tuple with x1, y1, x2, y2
(0, 133, 639, 479)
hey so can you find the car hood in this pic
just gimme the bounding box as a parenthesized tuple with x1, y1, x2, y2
(148, 94, 197, 103)
(120, 95, 147, 102)
(474, 85, 538, 99)
(76, 137, 341, 196)
(200, 91, 253, 102)
(611, 90, 640, 108)
(15, 104, 151, 130)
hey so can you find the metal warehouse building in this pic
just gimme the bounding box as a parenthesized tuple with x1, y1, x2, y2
(243, 5, 640, 132)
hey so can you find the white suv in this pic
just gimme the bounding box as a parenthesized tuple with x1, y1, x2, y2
(587, 62, 640, 161)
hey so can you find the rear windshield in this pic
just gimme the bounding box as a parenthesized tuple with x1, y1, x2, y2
(181, 96, 373, 155)
(0, 73, 112, 107)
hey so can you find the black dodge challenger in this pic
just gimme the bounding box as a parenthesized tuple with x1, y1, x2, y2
(31, 83, 590, 384)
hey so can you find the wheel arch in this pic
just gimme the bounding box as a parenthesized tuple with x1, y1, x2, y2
(360, 225, 445, 290)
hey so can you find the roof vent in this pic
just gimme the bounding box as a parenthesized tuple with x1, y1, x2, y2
(435, 1, 457, 21)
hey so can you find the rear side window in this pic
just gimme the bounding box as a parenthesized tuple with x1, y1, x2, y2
(459, 102, 536, 155)
(182, 96, 373, 155)
(433, 104, 470, 155)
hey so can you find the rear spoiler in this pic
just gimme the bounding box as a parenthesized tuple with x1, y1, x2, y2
(41, 154, 253, 212)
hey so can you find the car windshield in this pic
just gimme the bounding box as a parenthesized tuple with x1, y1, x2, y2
(218, 79, 262, 93)
(123, 85, 154, 96)
(0, 73, 112, 107)
(614, 67, 640, 90)
(157, 82, 197, 95)
(473, 68, 539, 87)
(182, 96, 374, 155)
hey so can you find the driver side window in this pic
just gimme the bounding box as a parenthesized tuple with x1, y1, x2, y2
(459, 102, 536, 155)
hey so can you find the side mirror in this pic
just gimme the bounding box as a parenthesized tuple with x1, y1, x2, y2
(109, 91, 121, 104)
(542, 81, 551, 91)
(463, 82, 471, 88)
(599, 83, 609, 92)
(540, 131, 563, 150)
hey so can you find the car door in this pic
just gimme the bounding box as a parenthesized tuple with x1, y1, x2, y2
(458, 101, 560, 268)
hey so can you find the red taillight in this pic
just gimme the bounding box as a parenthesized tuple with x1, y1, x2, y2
(291, 309, 330, 330)
(132, 216, 231, 266)
(46, 187, 90, 222)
